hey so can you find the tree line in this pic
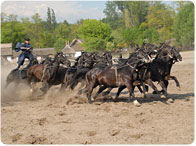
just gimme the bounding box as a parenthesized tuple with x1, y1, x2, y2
(1, 1, 194, 53)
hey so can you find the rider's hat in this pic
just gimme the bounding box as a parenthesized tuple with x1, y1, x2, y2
(25, 38, 30, 41)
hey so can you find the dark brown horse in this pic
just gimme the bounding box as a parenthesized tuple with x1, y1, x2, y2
(85, 50, 154, 103)
(27, 52, 70, 95)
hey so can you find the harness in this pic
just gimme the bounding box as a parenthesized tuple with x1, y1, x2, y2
(110, 63, 135, 86)
(41, 64, 48, 82)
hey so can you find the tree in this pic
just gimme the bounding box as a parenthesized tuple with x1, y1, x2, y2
(1, 12, 7, 23)
(51, 9, 57, 31)
(121, 26, 142, 47)
(55, 23, 70, 40)
(54, 38, 65, 53)
(78, 19, 112, 52)
(78, 19, 111, 41)
(40, 31, 55, 48)
(82, 37, 106, 52)
(140, 23, 159, 44)
(114, 1, 149, 27)
(173, 2, 194, 48)
(46, 7, 52, 31)
(31, 13, 43, 48)
(103, 1, 123, 30)
(146, 2, 175, 42)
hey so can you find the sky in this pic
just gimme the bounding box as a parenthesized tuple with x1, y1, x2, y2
(1, 0, 175, 24)
(1, 0, 107, 23)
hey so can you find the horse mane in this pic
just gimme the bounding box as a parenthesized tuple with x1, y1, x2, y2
(54, 52, 63, 59)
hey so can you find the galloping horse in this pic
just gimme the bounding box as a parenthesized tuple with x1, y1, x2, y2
(85, 50, 153, 103)
(27, 52, 70, 95)
(6, 58, 39, 87)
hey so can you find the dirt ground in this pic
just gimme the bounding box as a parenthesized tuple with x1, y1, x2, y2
(1, 51, 194, 144)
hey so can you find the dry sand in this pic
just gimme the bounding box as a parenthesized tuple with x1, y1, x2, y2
(1, 51, 194, 144)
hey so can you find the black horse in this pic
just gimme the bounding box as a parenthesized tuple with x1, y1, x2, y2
(27, 52, 71, 95)
(149, 44, 182, 95)
(5, 58, 39, 87)
(84, 50, 154, 103)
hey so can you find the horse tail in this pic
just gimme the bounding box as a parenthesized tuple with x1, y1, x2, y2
(5, 69, 18, 88)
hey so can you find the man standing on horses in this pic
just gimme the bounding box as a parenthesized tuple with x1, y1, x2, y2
(15, 38, 34, 69)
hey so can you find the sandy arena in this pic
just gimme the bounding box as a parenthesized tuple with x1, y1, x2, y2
(1, 51, 194, 144)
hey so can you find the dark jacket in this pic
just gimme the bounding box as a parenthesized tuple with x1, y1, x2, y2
(15, 42, 33, 53)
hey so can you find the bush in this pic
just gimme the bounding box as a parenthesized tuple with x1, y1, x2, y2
(53, 38, 65, 53)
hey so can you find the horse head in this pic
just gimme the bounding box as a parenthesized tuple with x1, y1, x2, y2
(136, 49, 152, 64)
(55, 52, 71, 67)
(158, 44, 182, 62)
(171, 47, 182, 62)
(30, 58, 39, 65)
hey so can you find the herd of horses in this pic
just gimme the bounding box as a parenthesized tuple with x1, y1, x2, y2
(6, 43, 182, 103)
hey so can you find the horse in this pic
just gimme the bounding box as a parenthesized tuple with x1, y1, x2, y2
(84, 49, 154, 103)
(149, 44, 182, 95)
(5, 58, 39, 88)
(27, 52, 71, 95)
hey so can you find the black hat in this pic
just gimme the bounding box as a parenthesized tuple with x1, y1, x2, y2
(25, 38, 30, 41)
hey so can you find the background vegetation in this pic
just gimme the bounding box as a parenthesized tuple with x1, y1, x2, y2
(1, 1, 194, 52)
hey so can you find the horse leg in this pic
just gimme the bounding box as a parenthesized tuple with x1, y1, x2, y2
(59, 83, 66, 93)
(39, 81, 50, 96)
(165, 75, 180, 88)
(137, 85, 143, 93)
(125, 81, 134, 103)
(141, 82, 148, 98)
(29, 81, 36, 94)
(94, 85, 107, 100)
(145, 79, 159, 95)
(158, 80, 168, 98)
(102, 87, 113, 96)
(114, 86, 126, 102)
(78, 86, 88, 95)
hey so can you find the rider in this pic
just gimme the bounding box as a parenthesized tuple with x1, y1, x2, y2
(15, 38, 34, 69)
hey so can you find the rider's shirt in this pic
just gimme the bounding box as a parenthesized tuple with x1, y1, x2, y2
(15, 42, 33, 53)
(21, 43, 33, 52)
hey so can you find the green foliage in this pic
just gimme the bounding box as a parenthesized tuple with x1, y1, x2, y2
(40, 32, 55, 48)
(78, 19, 111, 41)
(139, 22, 159, 44)
(55, 23, 70, 40)
(78, 19, 112, 52)
(82, 37, 106, 52)
(106, 41, 116, 52)
(146, 2, 175, 42)
(173, 2, 194, 48)
(53, 38, 65, 53)
(1, 16, 25, 48)
(121, 26, 142, 47)
(113, 1, 149, 27)
(1, 1, 194, 52)
(102, 1, 123, 30)
(51, 9, 57, 31)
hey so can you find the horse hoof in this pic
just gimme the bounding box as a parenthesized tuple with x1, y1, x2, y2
(133, 100, 141, 107)
(160, 94, 167, 98)
(113, 98, 118, 102)
(88, 99, 92, 104)
(30, 89, 33, 93)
